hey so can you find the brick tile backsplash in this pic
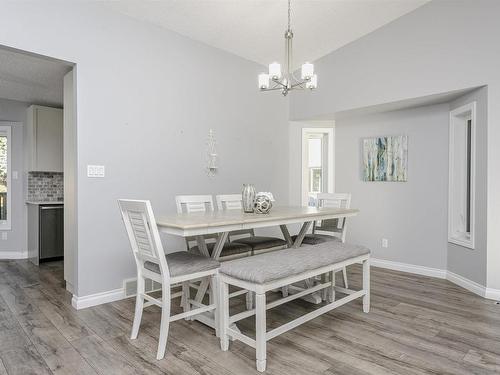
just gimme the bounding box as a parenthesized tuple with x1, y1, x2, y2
(28, 172, 64, 202)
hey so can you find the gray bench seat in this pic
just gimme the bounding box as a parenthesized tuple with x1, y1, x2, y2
(219, 241, 370, 284)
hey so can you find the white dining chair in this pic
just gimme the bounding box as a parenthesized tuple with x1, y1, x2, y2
(118, 199, 220, 360)
(175, 195, 252, 260)
(216, 194, 287, 255)
(292, 193, 352, 288)
(175, 194, 254, 310)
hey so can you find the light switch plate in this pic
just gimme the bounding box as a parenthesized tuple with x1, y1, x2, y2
(1, 232, 7, 240)
(87, 165, 105, 178)
(12, 171, 18, 180)
(382, 238, 388, 248)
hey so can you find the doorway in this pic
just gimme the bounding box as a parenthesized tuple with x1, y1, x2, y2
(0, 45, 77, 294)
(301, 127, 334, 206)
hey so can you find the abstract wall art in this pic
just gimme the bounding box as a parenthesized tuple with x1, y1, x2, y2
(363, 135, 408, 182)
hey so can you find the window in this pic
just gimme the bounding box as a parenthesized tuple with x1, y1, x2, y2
(0, 126, 11, 230)
(448, 103, 475, 249)
(308, 136, 323, 193)
(301, 127, 334, 206)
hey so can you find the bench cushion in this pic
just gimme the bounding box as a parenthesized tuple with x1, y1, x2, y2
(234, 236, 287, 251)
(190, 241, 252, 258)
(145, 251, 219, 278)
(291, 233, 341, 245)
(219, 242, 369, 285)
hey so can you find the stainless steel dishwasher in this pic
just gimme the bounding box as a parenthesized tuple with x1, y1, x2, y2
(39, 205, 64, 262)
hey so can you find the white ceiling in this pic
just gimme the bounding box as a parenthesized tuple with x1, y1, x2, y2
(107, 0, 429, 69)
(0, 47, 72, 106)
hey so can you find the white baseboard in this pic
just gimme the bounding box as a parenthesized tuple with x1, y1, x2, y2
(372, 257, 500, 301)
(71, 288, 127, 310)
(445, 271, 486, 297)
(485, 288, 500, 300)
(0, 250, 28, 259)
(371, 258, 447, 279)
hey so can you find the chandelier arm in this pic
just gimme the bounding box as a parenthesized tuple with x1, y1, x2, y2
(290, 80, 308, 89)
(272, 79, 288, 88)
(261, 86, 287, 92)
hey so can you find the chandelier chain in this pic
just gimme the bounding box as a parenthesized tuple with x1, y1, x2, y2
(287, 0, 291, 31)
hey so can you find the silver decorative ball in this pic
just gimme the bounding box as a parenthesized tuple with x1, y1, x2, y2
(254, 195, 272, 214)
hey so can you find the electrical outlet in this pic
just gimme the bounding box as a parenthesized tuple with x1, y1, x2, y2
(382, 238, 388, 248)
(87, 165, 105, 178)
(1, 232, 7, 240)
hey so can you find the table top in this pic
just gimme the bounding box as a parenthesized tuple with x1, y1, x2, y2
(156, 206, 358, 236)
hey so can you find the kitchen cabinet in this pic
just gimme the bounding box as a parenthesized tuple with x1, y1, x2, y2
(27, 105, 63, 172)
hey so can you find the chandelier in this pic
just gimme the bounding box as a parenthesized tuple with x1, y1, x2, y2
(258, 0, 317, 96)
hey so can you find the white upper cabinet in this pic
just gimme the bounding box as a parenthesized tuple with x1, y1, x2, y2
(27, 105, 63, 172)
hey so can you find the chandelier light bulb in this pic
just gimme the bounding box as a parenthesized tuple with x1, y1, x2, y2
(301, 62, 314, 80)
(258, 73, 270, 89)
(269, 62, 281, 80)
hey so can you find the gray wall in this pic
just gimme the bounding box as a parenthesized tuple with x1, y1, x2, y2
(0, 98, 27, 256)
(0, 3, 289, 297)
(335, 104, 449, 270)
(447, 87, 488, 284)
(290, 0, 500, 289)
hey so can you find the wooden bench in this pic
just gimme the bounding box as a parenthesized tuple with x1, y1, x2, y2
(216, 241, 370, 372)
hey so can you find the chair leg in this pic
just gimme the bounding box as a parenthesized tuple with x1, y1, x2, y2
(255, 293, 267, 372)
(219, 277, 230, 351)
(131, 275, 145, 340)
(281, 285, 289, 297)
(210, 275, 220, 338)
(321, 273, 328, 301)
(182, 282, 191, 321)
(342, 266, 349, 289)
(157, 282, 171, 360)
(329, 270, 336, 303)
(362, 258, 370, 313)
(246, 290, 254, 310)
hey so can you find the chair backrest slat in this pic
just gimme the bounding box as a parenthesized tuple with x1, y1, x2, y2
(314, 193, 352, 242)
(118, 199, 170, 279)
(215, 194, 255, 239)
(175, 195, 220, 248)
(175, 195, 214, 214)
(216, 194, 243, 211)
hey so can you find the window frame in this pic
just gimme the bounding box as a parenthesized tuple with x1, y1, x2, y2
(0, 125, 12, 231)
(448, 102, 476, 249)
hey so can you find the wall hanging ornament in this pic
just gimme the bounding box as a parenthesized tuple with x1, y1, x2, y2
(206, 129, 218, 177)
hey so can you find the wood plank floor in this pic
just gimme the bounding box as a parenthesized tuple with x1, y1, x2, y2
(0, 260, 499, 374)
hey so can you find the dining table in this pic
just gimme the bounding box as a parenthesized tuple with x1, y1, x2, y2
(156, 205, 359, 330)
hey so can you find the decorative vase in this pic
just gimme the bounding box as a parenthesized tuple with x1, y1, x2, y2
(242, 184, 256, 213)
(254, 194, 272, 214)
